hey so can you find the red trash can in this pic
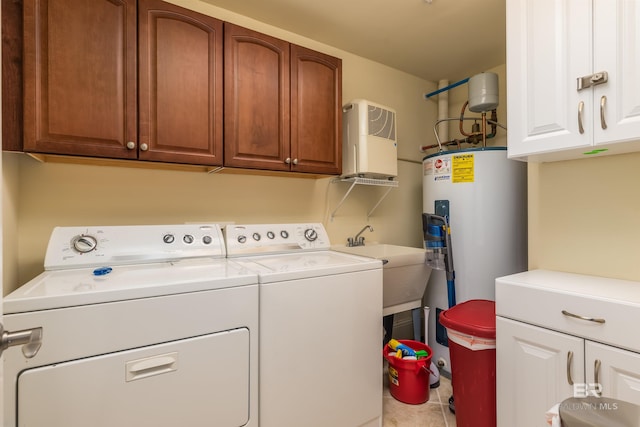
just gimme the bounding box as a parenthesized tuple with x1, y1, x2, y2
(439, 299, 496, 427)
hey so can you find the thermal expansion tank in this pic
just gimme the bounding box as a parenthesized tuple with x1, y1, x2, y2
(422, 147, 527, 374)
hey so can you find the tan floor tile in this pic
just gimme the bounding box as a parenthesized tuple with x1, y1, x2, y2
(383, 398, 447, 427)
(383, 368, 457, 427)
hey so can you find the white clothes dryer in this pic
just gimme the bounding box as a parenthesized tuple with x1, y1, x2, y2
(225, 223, 383, 427)
(3, 224, 259, 427)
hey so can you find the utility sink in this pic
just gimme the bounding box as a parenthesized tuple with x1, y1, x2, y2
(331, 244, 432, 316)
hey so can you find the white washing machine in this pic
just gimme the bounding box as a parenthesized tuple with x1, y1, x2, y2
(3, 224, 259, 427)
(225, 223, 383, 427)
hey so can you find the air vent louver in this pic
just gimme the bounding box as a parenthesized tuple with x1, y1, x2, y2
(368, 106, 396, 140)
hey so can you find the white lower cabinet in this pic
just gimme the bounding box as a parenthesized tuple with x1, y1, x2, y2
(497, 317, 583, 427)
(585, 341, 640, 403)
(496, 270, 640, 427)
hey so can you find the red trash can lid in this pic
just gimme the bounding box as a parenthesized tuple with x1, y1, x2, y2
(439, 299, 496, 339)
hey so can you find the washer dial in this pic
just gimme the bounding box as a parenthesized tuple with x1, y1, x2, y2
(304, 228, 318, 242)
(71, 235, 98, 253)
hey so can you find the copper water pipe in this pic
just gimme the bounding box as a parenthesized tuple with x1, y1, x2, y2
(459, 101, 479, 137)
(482, 112, 487, 147)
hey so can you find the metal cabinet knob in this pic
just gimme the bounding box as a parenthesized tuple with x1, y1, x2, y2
(292, 158, 298, 165)
(594, 359, 602, 396)
(140, 143, 149, 152)
(578, 101, 585, 134)
(126, 141, 136, 150)
(566, 351, 574, 385)
(600, 96, 608, 130)
(285, 157, 291, 164)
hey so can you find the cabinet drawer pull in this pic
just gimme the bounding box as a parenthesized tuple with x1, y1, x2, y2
(594, 359, 602, 396)
(600, 96, 608, 129)
(578, 101, 585, 134)
(561, 310, 605, 324)
(567, 351, 574, 385)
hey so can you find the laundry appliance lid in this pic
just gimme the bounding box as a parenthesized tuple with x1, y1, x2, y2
(4, 258, 257, 314)
(229, 250, 382, 284)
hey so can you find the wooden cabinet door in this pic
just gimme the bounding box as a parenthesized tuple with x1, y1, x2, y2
(224, 23, 290, 171)
(138, 0, 223, 165)
(496, 317, 584, 427)
(290, 45, 342, 175)
(23, 0, 137, 158)
(2, 0, 24, 152)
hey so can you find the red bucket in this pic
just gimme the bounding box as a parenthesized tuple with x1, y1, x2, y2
(383, 339, 433, 404)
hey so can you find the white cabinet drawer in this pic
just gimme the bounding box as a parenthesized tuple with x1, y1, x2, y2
(496, 270, 640, 353)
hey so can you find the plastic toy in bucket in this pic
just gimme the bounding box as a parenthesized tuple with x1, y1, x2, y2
(383, 339, 433, 404)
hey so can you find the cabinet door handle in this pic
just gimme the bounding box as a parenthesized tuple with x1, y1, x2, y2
(567, 351, 574, 385)
(285, 157, 291, 164)
(140, 143, 149, 152)
(600, 96, 608, 130)
(561, 310, 605, 324)
(594, 359, 602, 396)
(126, 141, 136, 150)
(292, 158, 298, 165)
(578, 101, 585, 134)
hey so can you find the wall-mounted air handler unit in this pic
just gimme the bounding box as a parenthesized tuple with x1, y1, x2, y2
(342, 99, 398, 179)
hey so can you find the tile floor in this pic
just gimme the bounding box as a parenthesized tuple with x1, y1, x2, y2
(383, 368, 457, 427)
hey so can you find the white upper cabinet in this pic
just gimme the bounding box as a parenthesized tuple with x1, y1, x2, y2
(507, 0, 640, 162)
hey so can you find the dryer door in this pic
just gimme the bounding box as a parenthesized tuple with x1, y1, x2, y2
(17, 328, 250, 427)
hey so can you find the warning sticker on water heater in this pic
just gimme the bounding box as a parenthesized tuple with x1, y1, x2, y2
(424, 154, 475, 183)
(423, 156, 452, 182)
(452, 153, 474, 183)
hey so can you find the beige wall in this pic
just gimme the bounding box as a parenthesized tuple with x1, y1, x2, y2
(2, 0, 437, 293)
(528, 153, 640, 281)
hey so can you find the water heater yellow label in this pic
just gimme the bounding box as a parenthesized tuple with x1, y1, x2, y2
(452, 154, 474, 183)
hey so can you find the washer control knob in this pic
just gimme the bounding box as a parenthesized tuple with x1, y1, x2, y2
(202, 235, 213, 245)
(71, 235, 98, 253)
(183, 234, 194, 244)
(280, 230, 289, 239)
(267, 231, 275, 239)
(163, 234, 175, 244)
(252, 233, 261, 241)
(304, 228, 318, 242)
(237, 235, 247, 244)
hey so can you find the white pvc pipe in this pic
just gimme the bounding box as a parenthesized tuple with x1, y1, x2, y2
(437, 80, 449, 143)
(424, 305, 440, 386)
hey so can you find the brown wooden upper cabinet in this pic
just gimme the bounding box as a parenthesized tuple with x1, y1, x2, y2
(21, 0, 223, 166)
(224, 23, 342, 175)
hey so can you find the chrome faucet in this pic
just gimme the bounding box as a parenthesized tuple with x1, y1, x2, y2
(347, 225, 373, 247)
